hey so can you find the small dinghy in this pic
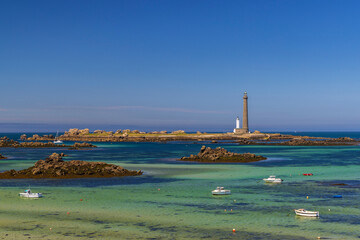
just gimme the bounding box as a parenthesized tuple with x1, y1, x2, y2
(19, 189, 43, 198)
(294, 209, 319, 217)
(303, 173, 313, 176)
(263, 175, 283, 183)
(333, 195, 342, 198)
(212, 187, 231, 195)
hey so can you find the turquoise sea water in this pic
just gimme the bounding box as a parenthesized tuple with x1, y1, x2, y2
(0, 133, 359, 239)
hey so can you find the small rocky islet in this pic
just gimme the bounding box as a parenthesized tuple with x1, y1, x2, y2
(0, 136, 96, 149)
(254, 137, 358, 146)
(178, 145, 267, 163)
(0, 153, 142, 179)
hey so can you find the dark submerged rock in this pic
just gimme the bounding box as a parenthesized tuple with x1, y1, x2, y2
(68, 142, 96, 150)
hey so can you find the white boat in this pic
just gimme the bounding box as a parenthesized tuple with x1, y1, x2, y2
(19, 189, 43, 198)
(294, 209, 319, 217)
(53, 131, 63, 144)
(263, 175, 283, 183)
(212, 187, 231, 195)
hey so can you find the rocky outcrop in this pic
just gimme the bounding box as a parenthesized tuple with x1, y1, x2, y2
(0, 154, 7, 159)
(63, 128, 90, 136)
(179, 146, 267, 163)
(0, 137, 96, 149)
(0, 153, 142, 179)
(277, 137, 357, 146)
(29, 134, 40, 140)
(236, 136, 358, 146)
(336, 137, 356, 142)
(27, 134, 54, 141)
(171, 130, 185, 134)
(20, 134, 27, 140)
(237, 139, 252, 145)
(68, 142, 96, 149)
(0, 137, 17, 147)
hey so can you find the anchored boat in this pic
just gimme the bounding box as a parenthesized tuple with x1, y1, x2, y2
(53, 131, 63, 144)
(211, 187, 231, 195)
(263, 175, 283, 183)
(294, 209, 319, 217)
(19, 189, 43, 198)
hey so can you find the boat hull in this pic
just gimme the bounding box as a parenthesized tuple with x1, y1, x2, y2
(263, 176, 283, 183)
(263, 179, 282, 183)
(212, 190, 231, 195)
(294, 209, 319, 217)
(19, 193, 43, 198)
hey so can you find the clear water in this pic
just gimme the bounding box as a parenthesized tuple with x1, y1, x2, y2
(0, 133, 359, 239)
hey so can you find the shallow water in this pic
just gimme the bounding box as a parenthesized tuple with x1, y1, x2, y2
(0, 134, 359, 239)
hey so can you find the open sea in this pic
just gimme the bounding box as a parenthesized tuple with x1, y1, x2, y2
(0, 132, 359, 239)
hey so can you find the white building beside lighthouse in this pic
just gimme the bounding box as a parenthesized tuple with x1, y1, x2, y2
(233, 116, 240, 133)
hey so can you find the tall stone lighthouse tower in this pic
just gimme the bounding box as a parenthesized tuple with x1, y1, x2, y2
(233, 92, 249, 134)
(242, 92, 249, 133)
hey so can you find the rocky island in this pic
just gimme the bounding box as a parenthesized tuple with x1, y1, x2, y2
(179, 145, 267, 163)
(23, 128, 359, 146)
(0, 153, 142, 179)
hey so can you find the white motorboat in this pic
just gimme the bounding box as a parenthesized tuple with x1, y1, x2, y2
(19, 189, 43, 198)
(53, 131, 63, 144)
(212, 187, 231, 195)
(263, 175, 283, 183)
(294, 209, 319, 217)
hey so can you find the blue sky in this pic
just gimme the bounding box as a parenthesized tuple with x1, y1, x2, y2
(1, 0, 360, 132)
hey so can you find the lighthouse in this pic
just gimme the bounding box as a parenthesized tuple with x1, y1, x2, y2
(242, 92, 249, 133)
(234, 92, 249, 134)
